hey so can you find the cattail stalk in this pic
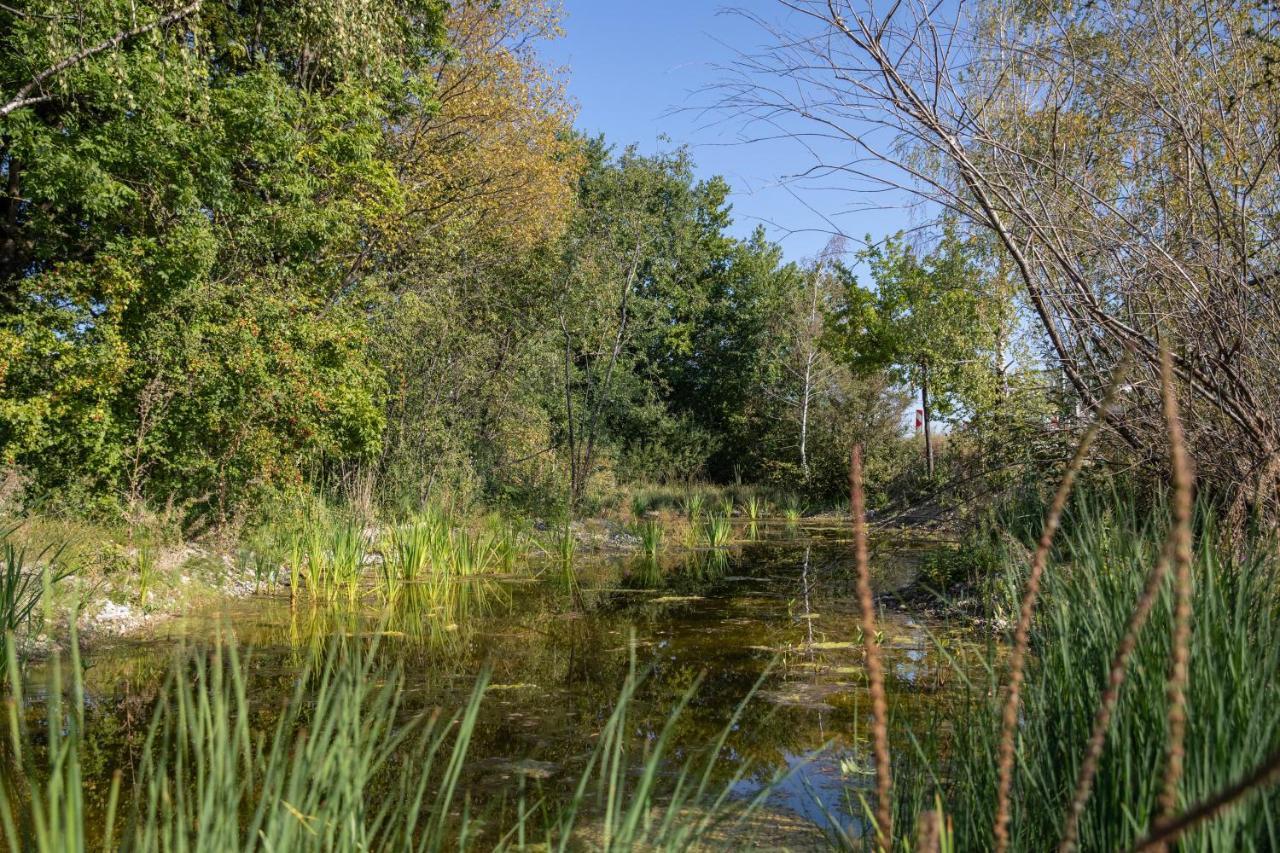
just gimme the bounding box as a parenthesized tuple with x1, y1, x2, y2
(1157, 348, 1195, 843)
(851, 445, 892, 850)
(993, 361, 1129, 853)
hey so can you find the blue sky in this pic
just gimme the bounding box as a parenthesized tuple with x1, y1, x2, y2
(540, 1, 916, 265)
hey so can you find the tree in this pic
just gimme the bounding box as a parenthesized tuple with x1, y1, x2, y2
(762, 240, 847, 483)
(0, 0, 449, 521)
(553, 141, 731, 504)
(721, 0, 1280, 523)
(830, 234, 993, 476)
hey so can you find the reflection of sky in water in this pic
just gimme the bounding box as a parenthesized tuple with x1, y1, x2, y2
(733, 750, 867, 838)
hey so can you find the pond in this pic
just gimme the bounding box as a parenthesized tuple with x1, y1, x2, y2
(19, 519, 982, 847)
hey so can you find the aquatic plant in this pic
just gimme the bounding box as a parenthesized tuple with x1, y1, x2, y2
(295, 519, 368, 602)
(744, 495, 764, 522)
(136, 543, 159, 606)
(683, 492, 705, 521)
(327, 521, 367, 601)
(638, 520, 664, 557)
(890, 362, 1280, 851)
(383, 515, 440, 599)
(481, 513, 528, 572)
(702, 516, 732, 549)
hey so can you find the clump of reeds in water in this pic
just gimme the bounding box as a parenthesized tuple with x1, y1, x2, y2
(683, 492, 705, 521)
(291, 519, 368, 603)
(702, 515, 732, 549)
(638, 519, 664, 558)
(0, 528, 70, 642)
(781, 495, 803, 525)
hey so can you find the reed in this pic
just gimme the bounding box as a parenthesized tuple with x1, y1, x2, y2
(851, 446, 893, 851)
(638, 519, 664, 557)
(702, 515, 731, 549)
(383, 515, 439, 599)
(0, 528, 70, 638)
(683, 492, 705, 521)
(327, 521, 367, 601)
(1157, 348, 1195, 831)
(992, 363, 1126, 853)
(136, 543, 158, 606)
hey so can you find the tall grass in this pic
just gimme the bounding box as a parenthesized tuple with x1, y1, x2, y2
(135, 543, 158, 606)
(893, 497, 1280, 851)
(1, 628, 483, 851)
(683, 492, 705, 521)
(781, 495, 803, 526)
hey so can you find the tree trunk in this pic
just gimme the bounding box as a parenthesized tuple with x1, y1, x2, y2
(921, 361, 935, 477)
(560, 319, 578, 503)
(799, 352, 814, 481)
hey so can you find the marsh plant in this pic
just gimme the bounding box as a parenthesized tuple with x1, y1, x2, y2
(883, 362, 1280, 852)
(702, 516, 732, 549)
(637, 519, 664, 558)
(0, 530, 70, 640)
(743, 495, 764, 522)
(683, 492, 705, 521)
(890, 498, 1280, 851)
(781, 495, 803, 524)
(135, 543, 159, 607)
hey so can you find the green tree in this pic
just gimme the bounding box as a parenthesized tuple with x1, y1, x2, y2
(0, 1, 447, 522)
(831, 233, 995, 476)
